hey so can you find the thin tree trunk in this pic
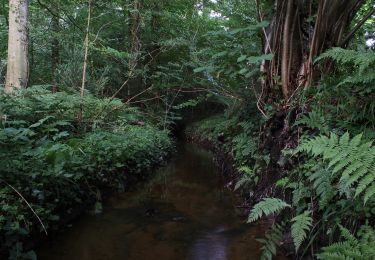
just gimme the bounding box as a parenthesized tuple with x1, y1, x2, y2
(51, 2, 60, 90)
(5, 0, 29, 93)
(281, 0, 293, 99)
(78, 0, 91, 122)
(127, 0, 142, 98)
(129, 0, 142, 76)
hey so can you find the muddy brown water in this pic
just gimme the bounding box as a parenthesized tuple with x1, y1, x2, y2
(37, 143, 287, 260)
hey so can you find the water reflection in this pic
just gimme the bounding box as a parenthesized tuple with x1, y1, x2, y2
(37, 143, 287, 260)
(191, 227, 228, 260)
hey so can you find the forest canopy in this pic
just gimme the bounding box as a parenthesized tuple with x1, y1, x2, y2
(1, 0, 375, 259)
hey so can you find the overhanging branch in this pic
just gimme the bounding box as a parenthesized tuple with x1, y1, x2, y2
(340, 5, 375, 47)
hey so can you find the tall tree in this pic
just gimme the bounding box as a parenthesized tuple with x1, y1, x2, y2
(5, 0, 29, 93)
(259, 0, 373, 102)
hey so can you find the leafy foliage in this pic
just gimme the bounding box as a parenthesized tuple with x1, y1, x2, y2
(295, 109, 331, 135)
(257, 223, 284, 260)
(316, 48, 375, 75)
(291, 211, 313, 250)
(1, 0, 374, 258)
(297, 132, 375, 203)
(234, 166, 258, 191)
(247, 198, 290, 223)
(318, 225, 375, 259)
(0, 86, 173, 257)
(313, 48, 375, 131)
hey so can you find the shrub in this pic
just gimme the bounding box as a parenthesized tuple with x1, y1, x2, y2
(0, 86, 173, 258)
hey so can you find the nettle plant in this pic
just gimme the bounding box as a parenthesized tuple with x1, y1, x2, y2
(0, 86, 173, 257)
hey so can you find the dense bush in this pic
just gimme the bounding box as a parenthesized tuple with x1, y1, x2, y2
(244, 49, 375, 259)
(0, 86, 173, 258)
(185, 113, 266, 192)
(186, 48, 375, 259)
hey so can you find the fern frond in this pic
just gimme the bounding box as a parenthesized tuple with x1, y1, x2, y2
(309, 166, 335, 208)
(247, 198, 290, 223)
(338, 225, 358, 247)
(291, 210, 313, 250)
(316, 48, 375, 75)
(234, 166, 256, 190)
(295, 109, 331, 134)
(257, 223, 284, 260)
(297, 132, 375, 203)
(317, 225, 375, 260)
(364, 183, 375, 204)
(234, 175, 252, 190)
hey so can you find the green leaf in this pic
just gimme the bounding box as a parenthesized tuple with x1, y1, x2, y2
(291, 211, 313, 250)
(248, 198, 290, 223)
(237, 55, 247, 62)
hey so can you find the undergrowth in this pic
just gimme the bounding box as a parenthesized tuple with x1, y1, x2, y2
(0, 86, 173, 259)
(187, 48, 375, 259)
(245, 48, 375, 259)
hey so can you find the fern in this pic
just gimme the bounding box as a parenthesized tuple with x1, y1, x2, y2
(308, 164, 336, 208)
(257, 223, 284, 260)
(275, 177, 290, 188)
(248, 198, 290, 223)
(338, 72, 375, 87)
(292, 182, 311, 206)
(291, 211, 313, 250)
(295, 109, 331, 135)
(297, 132, 375, 203)
(316, 48, 375, 75)
(234, 166, 258, 190)
(318, 225, 375, 259)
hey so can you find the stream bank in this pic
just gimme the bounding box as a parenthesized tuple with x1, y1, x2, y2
(37, 143, 286, 260)
(0, 87, 174, 258)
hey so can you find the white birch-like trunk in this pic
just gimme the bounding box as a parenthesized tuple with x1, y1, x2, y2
(5, 0, 29, 93)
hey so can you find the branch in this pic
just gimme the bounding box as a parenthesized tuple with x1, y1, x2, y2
(340, 5, 375, 47)
(36, 0, 83, 32)
(126, 85, 153, 104)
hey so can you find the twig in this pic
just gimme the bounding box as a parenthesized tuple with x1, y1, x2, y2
(128, 96, 164, 104)
(0, 179, 48, 235)
(340, 4, 375, 47)
(126, 85, 153, 104)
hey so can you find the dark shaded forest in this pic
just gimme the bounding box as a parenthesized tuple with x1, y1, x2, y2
(1, 0, 375, 259)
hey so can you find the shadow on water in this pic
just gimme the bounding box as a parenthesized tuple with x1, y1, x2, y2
(37, 143, 287, 260)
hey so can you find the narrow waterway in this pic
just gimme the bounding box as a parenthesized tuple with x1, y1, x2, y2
(37, 143, 286, 260)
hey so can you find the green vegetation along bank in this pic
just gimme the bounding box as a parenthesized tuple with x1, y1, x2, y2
(0, 86, 173, 259)
(187, 105, 375, 259)
(186, 48, 375, 257)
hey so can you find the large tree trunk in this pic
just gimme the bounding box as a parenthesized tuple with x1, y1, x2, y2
(5, 0, 29, 93)
(256, 0, 369, 189)
(261, 0, 365, 102)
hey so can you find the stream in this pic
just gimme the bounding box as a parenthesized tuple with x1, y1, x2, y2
(37, 143, 286, 260)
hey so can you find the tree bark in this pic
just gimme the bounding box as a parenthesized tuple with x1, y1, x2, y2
(5, 0, 29, 93)
(261, 0, 365, 103)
